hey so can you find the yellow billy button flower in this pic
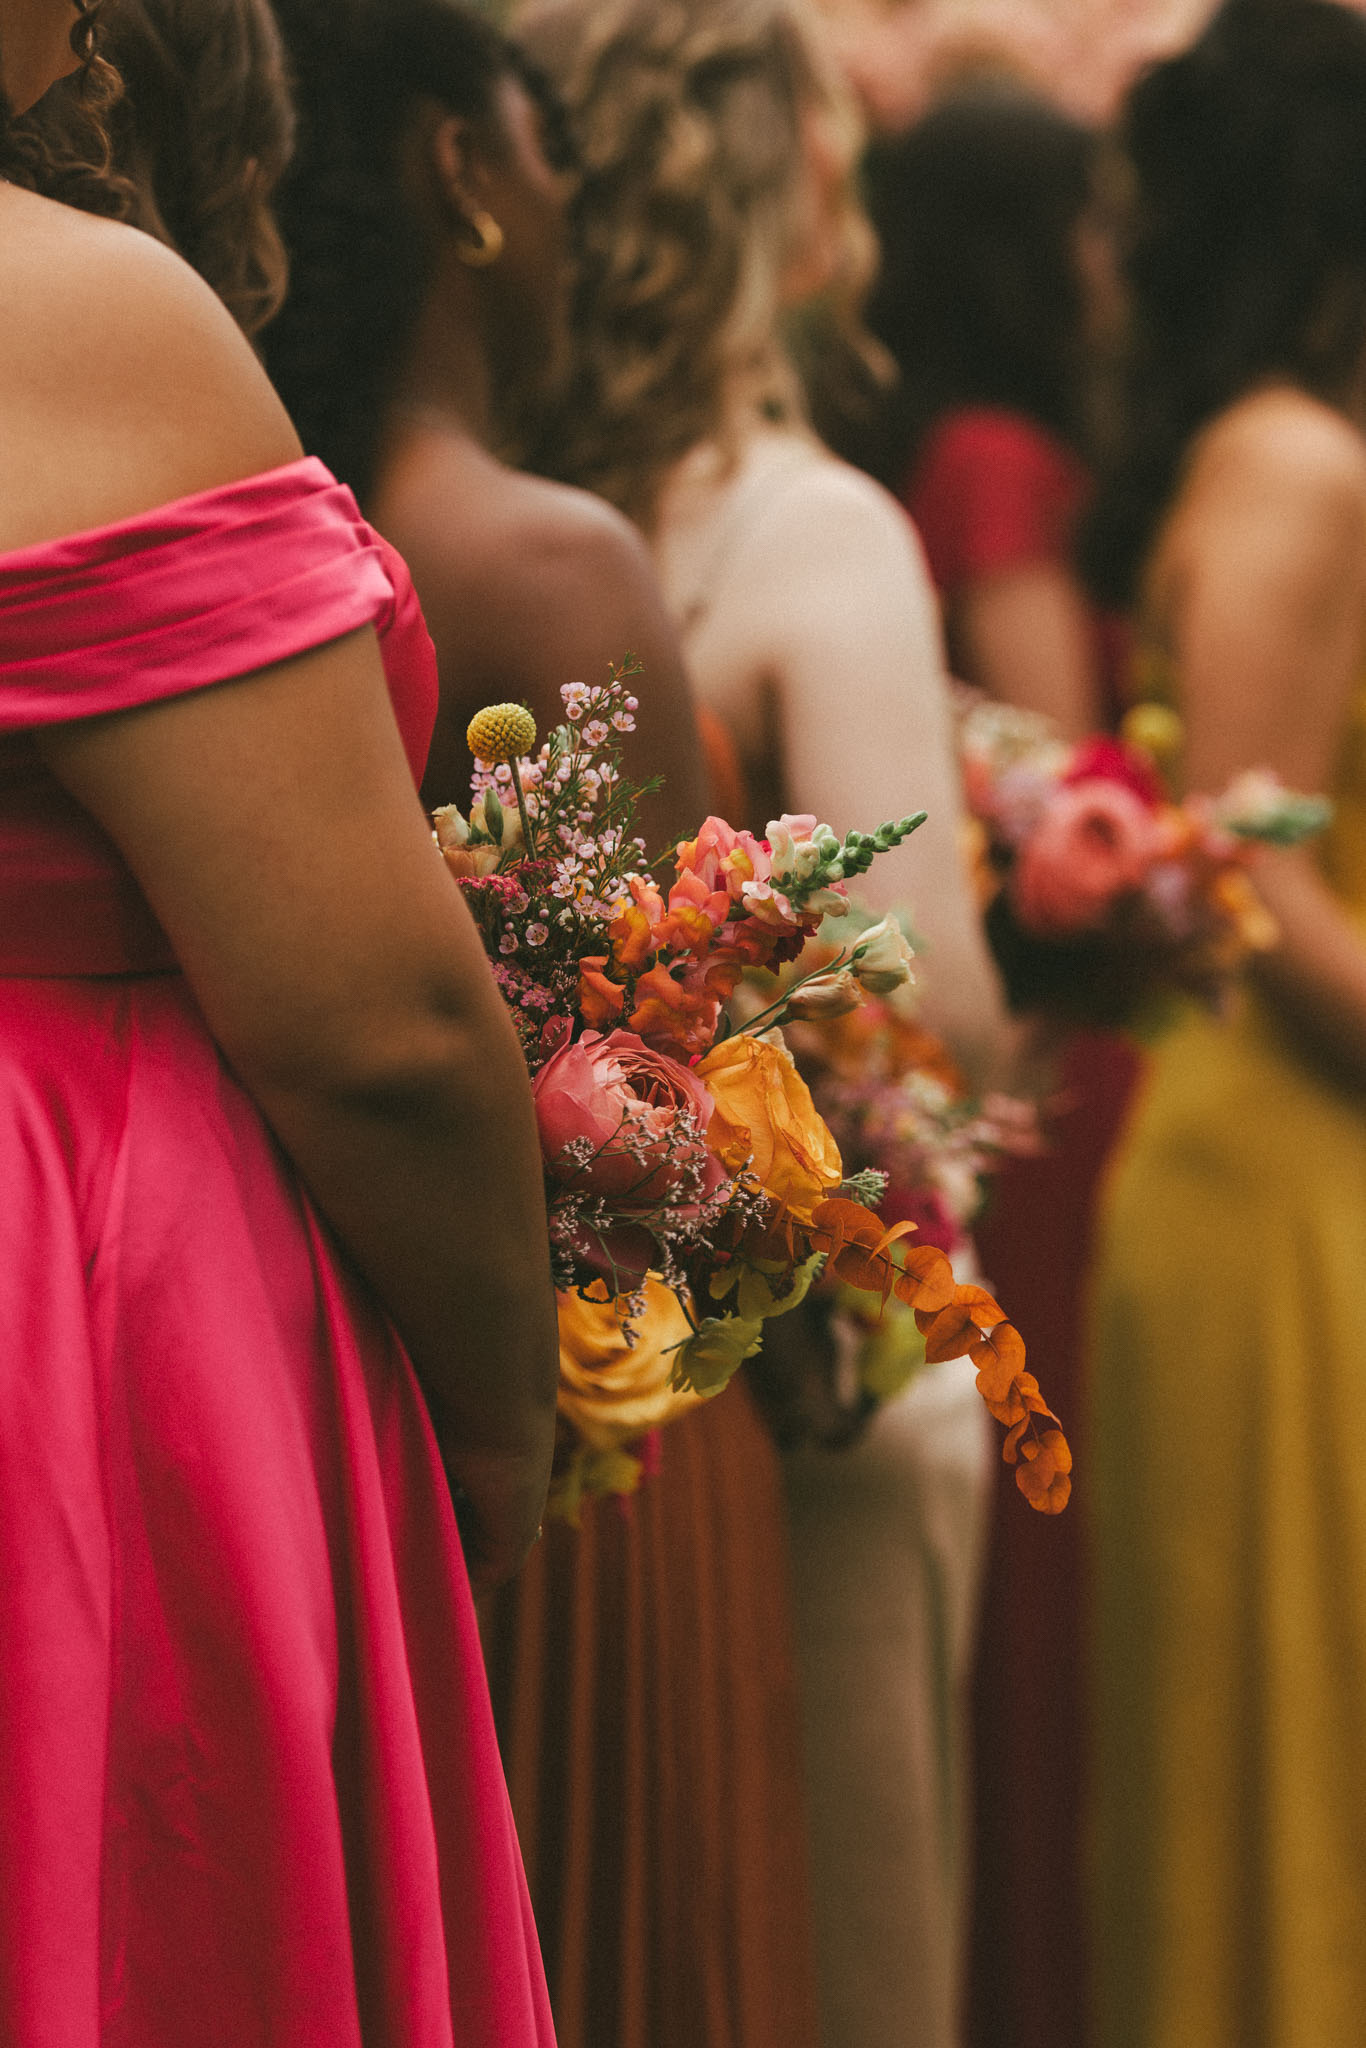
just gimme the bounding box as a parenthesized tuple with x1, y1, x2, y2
(467, 702, 537, 764)
(1121, 700, 1183, 770)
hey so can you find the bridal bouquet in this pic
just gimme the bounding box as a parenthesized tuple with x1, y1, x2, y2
(957, 694, 1331, 1027)
(435, 667, 1070, 1520)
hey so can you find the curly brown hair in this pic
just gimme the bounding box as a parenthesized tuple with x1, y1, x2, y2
(513, 0, 884, 530)
(106, 0, 294, 336)
(26, 0, 293, 335)
(1, 0, 132, 217)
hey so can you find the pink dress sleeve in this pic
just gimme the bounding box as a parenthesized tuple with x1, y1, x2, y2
(904, 406, 1090, 599)
(0, 458, 438, 975)
(0, 456, 436, 773)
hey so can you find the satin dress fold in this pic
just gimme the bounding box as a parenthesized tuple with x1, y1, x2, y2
(0, 458, 555, 2048)
(1090, 669, 1366, 2048)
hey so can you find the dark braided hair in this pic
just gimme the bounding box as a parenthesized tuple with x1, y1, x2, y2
(264, 0, 555, 500)
(1083, 0, 1366, 608)
(1, 0, 132, 216)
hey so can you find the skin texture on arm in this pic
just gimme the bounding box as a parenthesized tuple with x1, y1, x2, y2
(1155, 388, 1366, 1085)
(1, 191, 558, 1585)
(690, 453, 1012, 1085)
(954, 558, 1101, 738)
(370, 430, 710, 847)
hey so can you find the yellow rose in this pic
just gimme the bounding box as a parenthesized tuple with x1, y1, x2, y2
(696, 1032, 843, 1224)
(556, 1280, 702, 1450)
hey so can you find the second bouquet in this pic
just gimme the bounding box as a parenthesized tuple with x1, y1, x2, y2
(434, 665, 1069, 1521)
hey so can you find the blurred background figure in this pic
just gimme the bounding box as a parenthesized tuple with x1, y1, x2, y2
(860, 89, 1122, 732)
(262, 0, 704, 843)
(514, 3, 1015, 2045)
(850, 87, 1143, 2048)
(1083, 2, 1366, 2043)
(812, 0, 1223, 131)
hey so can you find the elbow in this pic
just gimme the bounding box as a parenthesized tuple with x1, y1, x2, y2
(229, 982, 530, 1131)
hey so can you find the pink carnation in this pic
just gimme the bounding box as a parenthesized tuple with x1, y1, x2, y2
(1012, 778, 1163, 936)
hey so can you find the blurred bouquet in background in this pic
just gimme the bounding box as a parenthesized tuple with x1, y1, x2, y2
(957, 692, 1331, 1028)
(433, 666, 1069, 1520)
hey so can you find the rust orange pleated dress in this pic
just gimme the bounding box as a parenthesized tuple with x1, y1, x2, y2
(479, 705, 819, 2048)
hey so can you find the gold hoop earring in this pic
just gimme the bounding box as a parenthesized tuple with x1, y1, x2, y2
(457, 208, 505, 268)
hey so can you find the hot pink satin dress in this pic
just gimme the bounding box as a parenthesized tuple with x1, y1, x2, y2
(0, 458, 556, 2048)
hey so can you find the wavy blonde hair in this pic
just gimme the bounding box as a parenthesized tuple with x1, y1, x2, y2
(514, 0, 885, 530)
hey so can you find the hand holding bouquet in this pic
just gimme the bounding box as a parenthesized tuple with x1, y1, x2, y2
(957, 694, 1331, 1028)
(434, 666, 1070, 1519)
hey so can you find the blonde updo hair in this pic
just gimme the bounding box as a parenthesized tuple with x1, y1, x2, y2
(514, 0, 884, 530)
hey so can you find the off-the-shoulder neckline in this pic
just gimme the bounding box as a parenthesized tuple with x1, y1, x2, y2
(0, 456, 345, 569)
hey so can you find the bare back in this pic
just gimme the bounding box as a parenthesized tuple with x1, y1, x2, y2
(653, 422, 1009, 1078)
(369, 423, 708, 844)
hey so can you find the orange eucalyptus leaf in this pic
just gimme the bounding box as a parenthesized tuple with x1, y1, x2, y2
(917, 1299, 986, 1364)
(1003, 1415, 1031, 1462)
(1015, 1430, 1073, 1513)
(970, 1319, 1028, 1407)
(894, 1245, 957, 1314)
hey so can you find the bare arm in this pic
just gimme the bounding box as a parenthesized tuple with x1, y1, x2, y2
(721, 460, 1012, 1085)
(954, 559, 1102, 738)
(42, 632, 558, 1586)
(1167, 397, 1366, 1085)
(11, 214, 557, 1586)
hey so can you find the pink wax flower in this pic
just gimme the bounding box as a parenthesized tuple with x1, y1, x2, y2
(1012, 778, 1164, 936)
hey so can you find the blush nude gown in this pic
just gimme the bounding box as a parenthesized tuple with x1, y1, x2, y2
(0, 458, 555, 2048)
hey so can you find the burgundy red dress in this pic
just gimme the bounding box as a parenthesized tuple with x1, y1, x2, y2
(906, 405, 1141, 2048)
(0, 458, 555, 2048)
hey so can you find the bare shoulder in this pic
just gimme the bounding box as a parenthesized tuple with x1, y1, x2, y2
(740, 446, 931, 597)
(1188, 386, 1366, 523)
(381, 438, 654, 603)
(0, 188, 297, 547)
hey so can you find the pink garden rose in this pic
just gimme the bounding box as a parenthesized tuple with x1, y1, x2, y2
(1012, 778, 1164, 936)
(532, 1028, 730, 1286)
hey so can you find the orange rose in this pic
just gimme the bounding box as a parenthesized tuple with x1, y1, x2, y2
(696, 1033, 843, 1224)
(556, 1280, 702, 1449)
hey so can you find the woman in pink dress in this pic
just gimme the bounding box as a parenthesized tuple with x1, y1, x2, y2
(0, 6, 558, 2043)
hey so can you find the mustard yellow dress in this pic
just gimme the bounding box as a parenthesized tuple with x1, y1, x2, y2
(1090, 682, 1366, 2048)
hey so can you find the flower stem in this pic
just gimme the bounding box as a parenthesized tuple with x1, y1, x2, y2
(720, 950, 853, 1040)
(508, 757, 537, 858)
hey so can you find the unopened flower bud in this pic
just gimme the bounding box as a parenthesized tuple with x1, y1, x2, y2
(431, 803, 470, 851)
(851, 917, 917, 995)
(784, 969, 864, 1021)
(483, 786, 506, 842)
